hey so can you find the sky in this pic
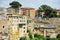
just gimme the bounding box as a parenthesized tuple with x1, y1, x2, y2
(0, 0, 60, 9)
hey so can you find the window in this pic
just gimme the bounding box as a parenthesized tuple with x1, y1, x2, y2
(22, 17, 25, 19)
(24, 30, 25, 32)
(27, 20, 31, 24)
(20, 16, 25, 19)
(3, 26, 4, 28)
(33, 29, 34, 31)
(23, 12, 26, 15)
(19, 24, 25, 28)
(13, 16, 18, 19)
(20, 20, 25, 22)
(24, 27, 25, 29)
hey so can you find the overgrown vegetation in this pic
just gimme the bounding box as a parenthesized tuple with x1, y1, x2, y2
(20, 29, 60, 40)
(20, 36, 26, 40)
(36, 5, 58, 18)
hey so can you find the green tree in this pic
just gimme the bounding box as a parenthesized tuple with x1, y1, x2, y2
(50, 10, 57, 18)
(9, 1, 22, 13)
(37, 5, 57, 18)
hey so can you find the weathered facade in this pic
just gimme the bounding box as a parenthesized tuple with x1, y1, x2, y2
(19, 7, 35, 19)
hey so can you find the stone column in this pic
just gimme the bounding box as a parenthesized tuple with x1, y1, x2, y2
(44, 29, 46, 37)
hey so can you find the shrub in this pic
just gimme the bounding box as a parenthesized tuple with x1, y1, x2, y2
(20, 36, 26, 40)
(56, 34, 60, 40)
(57, 34, 60, 38)
(50, 38, 58, 40)
(34, 34, 45, 40)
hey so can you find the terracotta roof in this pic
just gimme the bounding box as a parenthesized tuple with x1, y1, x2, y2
(38, 21, 50, 24)
(56, 9, 60, 11)
(20, 7, 35, 10)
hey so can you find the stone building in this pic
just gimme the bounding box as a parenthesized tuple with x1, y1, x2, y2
(19, 7, 35, 19)
(0, 19, 9, 40)
(7, 13, 29, 40)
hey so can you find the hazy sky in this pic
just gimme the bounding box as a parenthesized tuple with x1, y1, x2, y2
(0, 0, 60, 9)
